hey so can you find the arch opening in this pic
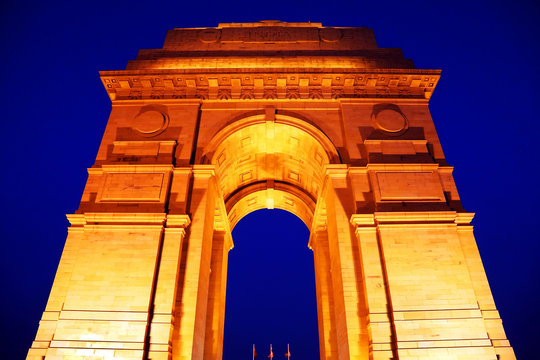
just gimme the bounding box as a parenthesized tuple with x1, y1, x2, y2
(222, 209, 320, 360)
(203, 114, 340, 360)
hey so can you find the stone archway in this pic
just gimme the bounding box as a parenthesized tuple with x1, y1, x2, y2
(191, 112, 362, 360)
(28, 21, 515, 360)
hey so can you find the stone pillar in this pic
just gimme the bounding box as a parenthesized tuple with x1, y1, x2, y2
(203, 230, 233, 360)
(456, 218, 516, 360)
(147, 215, 191, 360)
(26, 217, 85, 360)
(350, 214, 396, 360)
(310, 227, 338, 360)
(28, 213, 168, 360)
(324, 165, 370, 360)
(172, 166, 218, 360)
(370, 212, 504, 360)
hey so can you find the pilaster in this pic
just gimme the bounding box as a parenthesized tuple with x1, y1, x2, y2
(29, 213, 169, 360)
(26, 217, 85, 360)
(310, 228, 338, 360)
(456, 222, 516, 360)
(203, 231, 233, 360)
(172, 166, 218, 360)
(323, 165, 370, 360)
(350, 211, 503, 360)
(147, 215, 191, 360)
(350, 214, 395, 360)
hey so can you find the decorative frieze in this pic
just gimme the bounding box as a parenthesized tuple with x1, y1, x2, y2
(101, 70, 440, 101)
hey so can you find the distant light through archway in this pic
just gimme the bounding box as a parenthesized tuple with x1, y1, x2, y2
(223, 209, 319, 360)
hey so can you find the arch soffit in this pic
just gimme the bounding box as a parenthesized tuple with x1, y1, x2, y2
(226, 181, 316, 231)
(203, 113, 341, 163)
(203, 113, 340, 228)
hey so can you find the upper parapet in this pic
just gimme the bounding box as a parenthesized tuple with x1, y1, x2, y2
(163, 21, 378, 51)
(101, 22, 441, 101)
(125, 21, 415, 70)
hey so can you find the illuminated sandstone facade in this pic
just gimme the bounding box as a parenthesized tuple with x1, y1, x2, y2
(27, 21, 515, 360)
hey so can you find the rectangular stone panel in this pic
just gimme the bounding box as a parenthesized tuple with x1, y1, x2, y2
(112, 141, 161, 156)
(380, 141, 416, 155)
(99, 173, 164, 201)
(221, 27, 319, 43)
(375, 171, 445, 201)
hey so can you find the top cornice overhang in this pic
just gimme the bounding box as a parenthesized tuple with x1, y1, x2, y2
(100, 68, 441, 102)
(100, 22, 442, 101)
(101, 68, 441, 76)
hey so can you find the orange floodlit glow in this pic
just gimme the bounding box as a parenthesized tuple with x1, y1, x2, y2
(27, 21, 515, 360)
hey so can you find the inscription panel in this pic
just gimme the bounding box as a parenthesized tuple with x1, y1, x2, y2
(221, 27, 319, 43)
(375, 171, 445, 201)
(99, 173, 164, 202)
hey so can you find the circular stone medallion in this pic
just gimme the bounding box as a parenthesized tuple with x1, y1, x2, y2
(373, 108, 408, 133)
(134, 110, 169, 136)
(198, 29, 221, 43)
(319, 28, 343, 42)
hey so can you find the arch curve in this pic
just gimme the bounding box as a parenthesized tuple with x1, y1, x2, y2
(226, 181, 316, 231)
(203, 112, 338, 227)
(203, 113, 341, 164)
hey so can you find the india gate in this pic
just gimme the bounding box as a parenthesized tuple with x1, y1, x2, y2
(27, 21, 515, 360)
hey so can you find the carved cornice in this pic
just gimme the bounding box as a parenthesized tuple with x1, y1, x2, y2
(350, 211, 475, 227)
(66, 213, 193, 229)
(100, 69, 440, 101)
(165, 214, 191, 228)
(67, 213, 167, 226)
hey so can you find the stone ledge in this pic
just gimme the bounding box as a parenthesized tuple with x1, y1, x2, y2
(351, 211, 476, 226)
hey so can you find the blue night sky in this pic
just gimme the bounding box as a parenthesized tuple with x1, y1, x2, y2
(1, 1, 538, 359)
